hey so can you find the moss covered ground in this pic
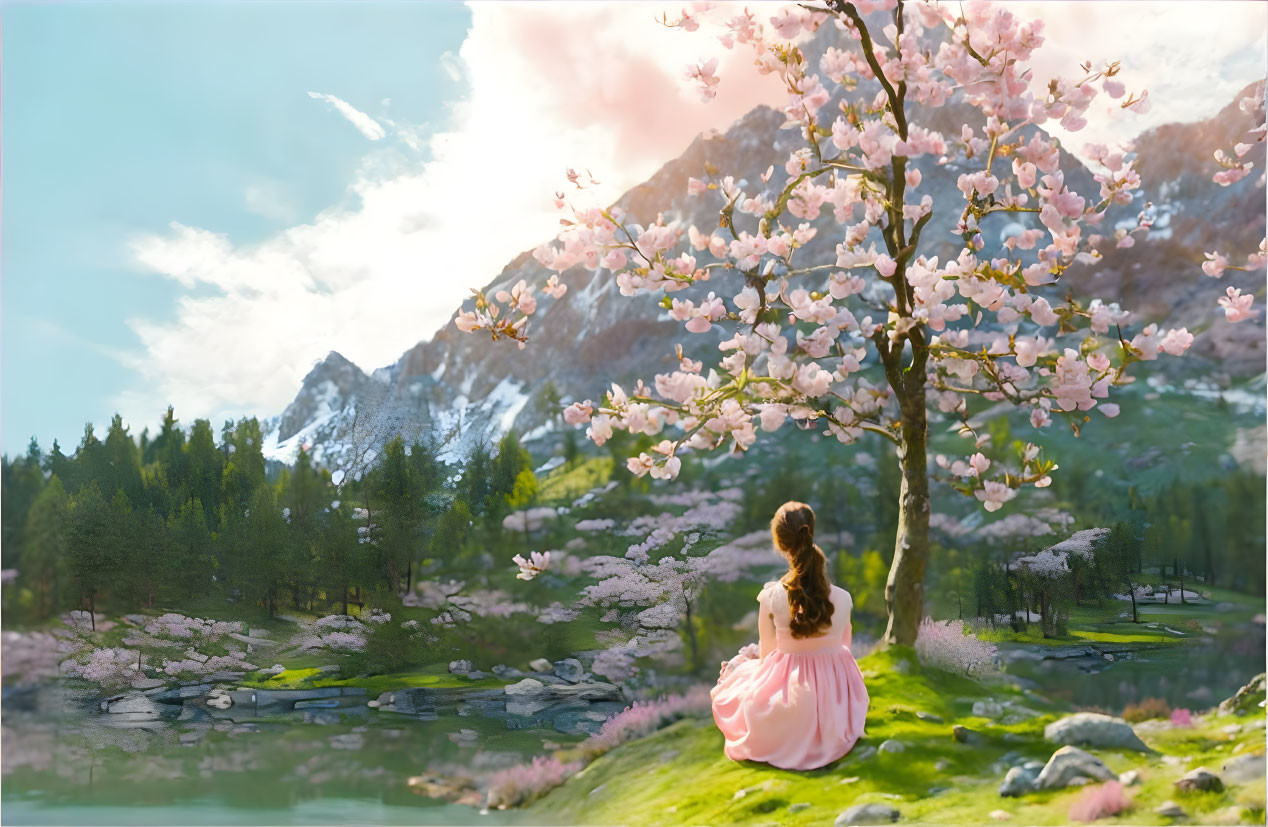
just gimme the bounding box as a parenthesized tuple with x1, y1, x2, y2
(526, 647, 1266, 825)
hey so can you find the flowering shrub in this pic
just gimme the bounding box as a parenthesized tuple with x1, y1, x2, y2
(580, 686, 712, 757)
(1068, 780, 1131, 822)
(914, 617, 997, 676)
(1169, 708, 1193, 728)
(1122, 697, 1171, 723)
(60, 647, 143, 693)
(485, 756, 582, 810)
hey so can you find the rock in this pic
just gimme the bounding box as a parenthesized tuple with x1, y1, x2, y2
(304, 710, 343, 725)
(953, 725, 983, 744)
(262, 664, 286, 676)
(316, 665, 339, 674)
(1220, 752, 1265, 784)
(505, 678, 546, 696)
(553, 658, 586, 683)
(1222, 723, 1242, 735)
(1035, 746, 1117, 790)
(294, 699, 340, 709)
(973, 700, 1004, 718)
(878, 739, 905, 754)
(492, 664, 526, 679)
(130, 678, 166, 690)
(927, 786, 949, 796)
(915, 710, 944, 723)
(834, 802, 900, 825)
(464, 670, 491, 680)
(999, 765, 1040, 797)
(105, 693, 163, 716)
(1175, 766, 1224, 793)
(1154, 800, 1187, 819)
(178, 731, 205, 746)
(177, 705, 214, 724)
(528, 658, 553, 673)
(230, 723, 261, 734)
(789, 803, 811, 813)
(1118, 769, 1142, 786)
(228, 687, 341, 709)
(839, 776, 861, 785)
(367, 700, 380, 708)
(206, 694, 233, 709)
(449, 659, 474, 674)
(1044, 712, 1152, 752)
(988, 809, 1011, 821)
(934, 759, 951, 772)
(850, 746, 877, 762)
(1218, 673, 1266, 716)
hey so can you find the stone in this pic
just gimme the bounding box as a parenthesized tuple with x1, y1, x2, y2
(1044, 712, 1152, 752)
(262, 664, 286, 676)
(228, 687, 341, 709)
(934, 759, 951, 772)
(1220, 752, 1265, 784)
(553, 658, 586, 683)
(492, 664, 526, 679)
(789, 803, 811, 813)
(230, 723, 261, 734)
(927, 786, 949, 796)
(1218, 673, 1266, 716)
(1154, 800, 1187, 819)
(839, 776, 861, 785)
(367, 700, 380, 709)
(317, 665, 339, 674)
(294, 699, 340, 709)
(834, 802, 900, 825)
(328, 733, 364, 750)
(878, 739, 905, 754)
(988, 810, 1011, 821)
(1118, 769, 1142, 786)
(448, 659, 474, 675)
(206, 694, 232, 709)
(528, 658, 553, 673)
(915, 711, 944, 723)
(177, 705, 214, 724)
(850, 746, 877, 762)
(973, 700, 1004, 718)
(1035, 746, 1117, 790)
(953, 725, 983, 744)
(304, 710, 343, 725)
(999, 765, 1040, 797)
(1175, 766, 1224, 793)
(105, 693, 163, 716)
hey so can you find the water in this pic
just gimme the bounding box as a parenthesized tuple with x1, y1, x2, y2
(1, 694, 576, 826)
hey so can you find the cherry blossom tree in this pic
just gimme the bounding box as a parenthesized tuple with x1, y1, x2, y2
(454, 1, 1229, 646)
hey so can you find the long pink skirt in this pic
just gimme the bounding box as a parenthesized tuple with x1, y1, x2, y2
(710, 645, 869, 770)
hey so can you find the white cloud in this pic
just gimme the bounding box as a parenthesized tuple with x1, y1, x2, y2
(118, 1, 1265, 434)
(306, 90, 388, 140)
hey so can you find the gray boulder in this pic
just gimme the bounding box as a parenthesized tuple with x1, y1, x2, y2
(998, 761, 1045, 797)
(1044, 712, 1152, 752)
(1154, 800, 1186, 819)
(1218, 673, 1266, 716)
(878, 739, 905, 754)
(1221, 752, 1265, 784)
(952, 725, 983, 744)
(554, 658, 586, 683)
(1035, 746, 1117, 790)
(528, 658, 553, 672)
(1175, 766, 1224, 793)
(835, 802, 900, 825)
(105, 692, 164, 716)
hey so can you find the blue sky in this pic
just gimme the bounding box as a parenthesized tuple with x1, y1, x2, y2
(2, 1, 1264, 458)
(2, 1, 470, 454)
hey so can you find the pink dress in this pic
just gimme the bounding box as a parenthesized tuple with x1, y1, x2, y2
(710, 580, 869, 770)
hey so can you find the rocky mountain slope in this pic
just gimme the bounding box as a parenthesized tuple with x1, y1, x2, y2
(262, 73, 1266, 468)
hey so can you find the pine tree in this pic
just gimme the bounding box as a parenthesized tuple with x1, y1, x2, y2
(21, 475, 69, 617)
(65, 481, 118, 626)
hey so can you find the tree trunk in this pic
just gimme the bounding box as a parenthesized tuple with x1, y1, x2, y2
(1179, 569, 1186, 604)
(342, 585, 349, 616)
(1127, 580, 1138, 623)
(881, 394, 930, 647)
(89, 593, 96, 631)
(683, 595, 699, 669)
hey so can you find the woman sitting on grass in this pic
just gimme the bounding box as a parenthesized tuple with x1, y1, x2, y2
(710, 501, 870, 770)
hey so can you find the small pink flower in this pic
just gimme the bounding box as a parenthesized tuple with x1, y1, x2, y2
(1201, 252, 1228, 278)
(1218, 286, 1259, 323)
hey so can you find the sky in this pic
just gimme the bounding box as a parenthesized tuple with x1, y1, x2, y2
(2, 1, 1265, 457)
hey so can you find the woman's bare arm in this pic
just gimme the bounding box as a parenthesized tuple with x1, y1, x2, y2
(758, 587, 776, 661)
(840, 591, 853, 650)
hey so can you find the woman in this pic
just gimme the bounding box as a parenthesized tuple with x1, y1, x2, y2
(710, 501, 869, 770)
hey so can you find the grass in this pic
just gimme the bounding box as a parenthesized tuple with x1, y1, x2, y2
(526, 647, 1267, 825)
(241, 662, 507, 695)
(519, 649, 1262, 821)
(537, 456, 614, 504)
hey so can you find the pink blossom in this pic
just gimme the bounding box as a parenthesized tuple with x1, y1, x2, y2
(1157, 328, 1194, 356)
(563, 400, 593, 425)
(915, 618, 997, 676)
(512, 551, 551, 581)
(542, 275, 568, 300)
(1068, 781, 1130, 823)
(1201, 251, 1228, 278)
(1218, 286, 1259, 323)
(975, 481, 1016, 513)
(684, 57, 720, 102)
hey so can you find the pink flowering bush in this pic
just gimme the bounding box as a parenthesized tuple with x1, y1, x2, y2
(60, 647, 143, 693)
(1169, 708, 1193, 728)
(914, 617, 997, 676)
(1068, 780, 1131, 822)
(484, 756, 582, 809)
(580, 686, 713, 758)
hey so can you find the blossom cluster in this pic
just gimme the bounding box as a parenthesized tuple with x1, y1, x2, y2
(913, 617, 998, 677)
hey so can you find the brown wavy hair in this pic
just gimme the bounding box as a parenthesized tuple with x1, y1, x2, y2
(771, 501, 834, 638)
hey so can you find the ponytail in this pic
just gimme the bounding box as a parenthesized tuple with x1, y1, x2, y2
(771, 501, 834, 638)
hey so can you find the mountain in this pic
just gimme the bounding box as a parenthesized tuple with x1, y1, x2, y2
(262, 75, 1267, 469)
